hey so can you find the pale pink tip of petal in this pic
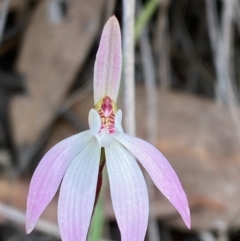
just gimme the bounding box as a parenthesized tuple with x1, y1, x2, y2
(25, 223, 34, 234)
(185, 208, 191, 229)
(94, 15, 122, 104)
(116, 133, 191, 229)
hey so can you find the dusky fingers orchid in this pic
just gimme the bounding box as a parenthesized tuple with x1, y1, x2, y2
(26, 16, 191, 241)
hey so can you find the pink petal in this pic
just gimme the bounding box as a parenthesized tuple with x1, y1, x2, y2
(94, 15, 122, 104)
(26, 130, 93, 233)
(105, 141, 149, 241)
(116, 133, 191, 229)
(58, 138, 101, 241)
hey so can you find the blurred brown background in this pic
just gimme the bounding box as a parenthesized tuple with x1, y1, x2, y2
(0, 0, 240, 241)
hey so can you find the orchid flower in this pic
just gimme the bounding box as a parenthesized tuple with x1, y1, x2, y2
(26, 16, 191, 241)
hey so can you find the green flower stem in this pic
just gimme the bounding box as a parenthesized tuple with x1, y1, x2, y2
(88, 148, 105, 241)
(88, 196, 104, 241)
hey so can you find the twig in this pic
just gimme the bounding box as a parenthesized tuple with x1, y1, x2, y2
(60, 80, 92, 113)
(216, 222, 229, 241)
(199, 223, 229, 241)
(0, 202, 60, 238)
(154, 0, 171, 88)
(222, 0, 237, 93)
(139, 14, 158, 157)
(205, 0, 240, 144)
(235, 1, 240, 36)
(205, 0, 237, 104)
(205, 0, 219, 57)
(122, 0, 136, 135)
(222, 0, 235, 68)
(0, 0, 10, 44)
(17, 81, 92, 176)
(171, 15, 214, 93)
(138, 2, 160, 240)
(198, 231, 216, 241)
(0, 202, 112, 240)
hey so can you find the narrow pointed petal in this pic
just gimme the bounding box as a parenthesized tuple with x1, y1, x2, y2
(26, 131, 93, 233)
(94, 16, 122, 104)
(58, 138, 101, 241)
(105, 141, 149, 241)
(115, 110, 123, 133)
(88, 109, 101, 135)
(116, 133, 191, 228)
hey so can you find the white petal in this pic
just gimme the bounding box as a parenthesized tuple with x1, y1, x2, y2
(115, 109, 123, 133)
(88, 109, 101, 135)
(105, 141, 149, 241)
(58, 138, 101, 241)
(26, 130, 92, 233)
